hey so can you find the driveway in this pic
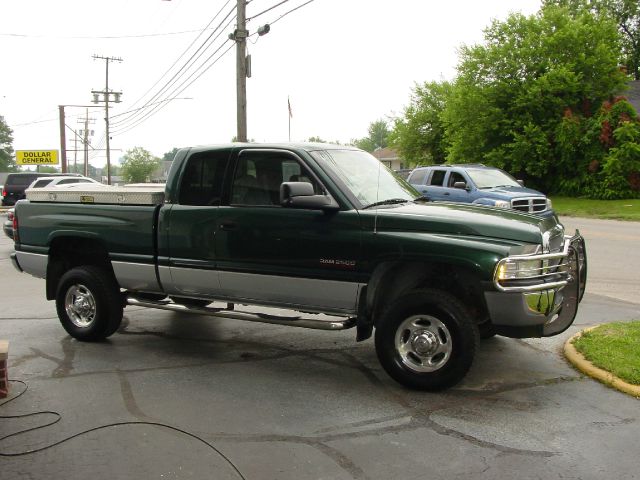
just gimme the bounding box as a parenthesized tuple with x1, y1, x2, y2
(1, 215, 639, 480)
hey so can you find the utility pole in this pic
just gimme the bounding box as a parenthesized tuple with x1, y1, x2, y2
(77, 109, 95, 177)
(92, 54, 123, 185)
(229, 2, 270, 143)
(58, 104, 99, 174)
(58, 106, 67, 173)
(235, 1, 248, 142)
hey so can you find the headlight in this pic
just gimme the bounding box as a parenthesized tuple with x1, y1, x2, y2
(546, 198, 553, 209)
(494, 200, 510, 208)
(496, 258, 545, 280)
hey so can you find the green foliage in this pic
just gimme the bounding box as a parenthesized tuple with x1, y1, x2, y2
(551, 196, 640, 220)
(439, 4, 634, 195)
(545, 0, 640, 80)
(573, 321, 640, 385)
(0, 115, 17, 172)
(37, 166, 60, 173)
(389, 81, 452, 165)
(162, 147, 180, 162)
(120, 147, 161, 183)
(352, 119, 390, 152)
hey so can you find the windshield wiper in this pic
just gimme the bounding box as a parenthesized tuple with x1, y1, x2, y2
(362, 198, 410, 210)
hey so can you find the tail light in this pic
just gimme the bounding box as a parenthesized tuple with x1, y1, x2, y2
(12, 211, 18, 243)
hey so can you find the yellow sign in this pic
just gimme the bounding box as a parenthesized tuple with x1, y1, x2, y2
(16, 150, 59, 165)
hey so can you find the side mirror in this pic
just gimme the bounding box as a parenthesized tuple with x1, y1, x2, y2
(453, 181, 469, 191)
(280, 182, 339, 211)
(517, 179, 525, 187)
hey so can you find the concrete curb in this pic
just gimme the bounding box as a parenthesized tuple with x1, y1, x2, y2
(564, 327, 640, 399)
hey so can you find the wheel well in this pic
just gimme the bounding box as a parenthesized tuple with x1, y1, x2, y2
(46, 237, 114, 300)
(367, 261, 489, 328)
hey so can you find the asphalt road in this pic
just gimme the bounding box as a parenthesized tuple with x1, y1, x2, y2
(1, 215, 639, 480)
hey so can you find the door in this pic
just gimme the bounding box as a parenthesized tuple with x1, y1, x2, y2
(444, 170, 471, 203)
(163, 149, 231, 297)
(215, 149, 363, 314)
(424, 169, 448, 201)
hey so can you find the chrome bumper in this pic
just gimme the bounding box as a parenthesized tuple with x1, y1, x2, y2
(486, 232, 586, 338)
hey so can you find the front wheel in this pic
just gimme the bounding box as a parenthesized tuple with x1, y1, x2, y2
(56, 266, 123, 341)
(375, 289, 479, 391)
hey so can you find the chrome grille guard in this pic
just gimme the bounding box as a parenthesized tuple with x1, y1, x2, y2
(493, 231, 586, 296)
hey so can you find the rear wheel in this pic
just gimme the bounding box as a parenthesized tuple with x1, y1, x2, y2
(56, 266, 123, 341)
(375, 289, 479, 391)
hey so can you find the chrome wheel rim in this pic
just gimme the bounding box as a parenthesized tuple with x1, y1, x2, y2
(394, 315, 452, 372)
(65, 284, 97, 328)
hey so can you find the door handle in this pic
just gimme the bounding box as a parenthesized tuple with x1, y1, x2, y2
(444, 192, 450, 196)
(219, 221, 238, 231)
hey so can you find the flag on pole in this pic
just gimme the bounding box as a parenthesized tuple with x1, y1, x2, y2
(288, 96, 293, 118)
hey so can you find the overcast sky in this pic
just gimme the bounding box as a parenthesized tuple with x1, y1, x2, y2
(1, 0, 541, 168)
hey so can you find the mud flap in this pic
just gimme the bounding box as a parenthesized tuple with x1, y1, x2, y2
(543, 234, 586, 337)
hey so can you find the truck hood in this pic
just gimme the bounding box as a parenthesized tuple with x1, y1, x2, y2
(477, 185, 546, 198)
(368, 201, 556, 245)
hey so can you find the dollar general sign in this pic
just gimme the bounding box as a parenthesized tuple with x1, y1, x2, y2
(16, 150, 59, 165)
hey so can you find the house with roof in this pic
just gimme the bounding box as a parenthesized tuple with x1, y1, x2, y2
(626, 80, 640, 116)
(371, 147, 406, 171)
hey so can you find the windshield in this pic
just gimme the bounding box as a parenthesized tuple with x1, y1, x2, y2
(466, 168, 520, 189)
(311, 149, 419, 207)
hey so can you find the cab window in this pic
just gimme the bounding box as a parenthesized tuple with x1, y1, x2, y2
(408, 169, 428, 185)
(447, 172, 466, 187)
(231, 151, 320, 206)
(429, 170, 446, 186)
(178, 151, 229, 206)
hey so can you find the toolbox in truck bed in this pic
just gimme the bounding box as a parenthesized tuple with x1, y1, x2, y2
(25, 184, 166, 205)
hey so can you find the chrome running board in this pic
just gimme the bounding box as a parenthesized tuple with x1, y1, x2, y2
(125, 297, 356, 331)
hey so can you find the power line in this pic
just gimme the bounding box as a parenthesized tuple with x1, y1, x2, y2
(111, 42, 235, 136)
(269, 0, 316, 26)
(110, 0, 318, 137)
(0, 29, 225, 39)
(120, 0, 233, 114)
(110, 21, 235, 132)
(111, 1, 236, 128)
(246, 0, 291, 22)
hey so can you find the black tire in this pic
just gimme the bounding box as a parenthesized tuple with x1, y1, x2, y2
(55, 266, 123, 341)
(375, 289, 479, 391)
(169, 296, 211, 308)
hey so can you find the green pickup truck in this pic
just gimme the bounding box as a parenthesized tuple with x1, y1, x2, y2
(11, 143, 586, 390)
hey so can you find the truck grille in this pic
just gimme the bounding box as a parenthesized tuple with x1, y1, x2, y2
(511, 197, 547, 213)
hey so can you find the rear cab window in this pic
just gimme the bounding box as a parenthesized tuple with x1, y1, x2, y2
(178, 150, 230, 206)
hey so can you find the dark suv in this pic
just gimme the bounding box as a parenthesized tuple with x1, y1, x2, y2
(407, 164, 555, 218)
(2, 173, 82, 206)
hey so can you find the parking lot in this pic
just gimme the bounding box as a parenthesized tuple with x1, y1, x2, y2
(1, 214, 639, 480)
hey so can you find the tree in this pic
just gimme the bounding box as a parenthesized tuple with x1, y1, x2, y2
(544, 0, 640, 80)
(162, 147, 180, 162)
(389, 81, 453, 165)
(0, 115, 17, 172)
(442, 5, 627, 193)
(38, 166, 60, 173)
(120, 147, 160, 183)
(352, 119, 390, 152)
(606, 0, 640, 80)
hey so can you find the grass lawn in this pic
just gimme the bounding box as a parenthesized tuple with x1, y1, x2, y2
(551, 197, 640, 221)
(573, 321, 640, 385)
